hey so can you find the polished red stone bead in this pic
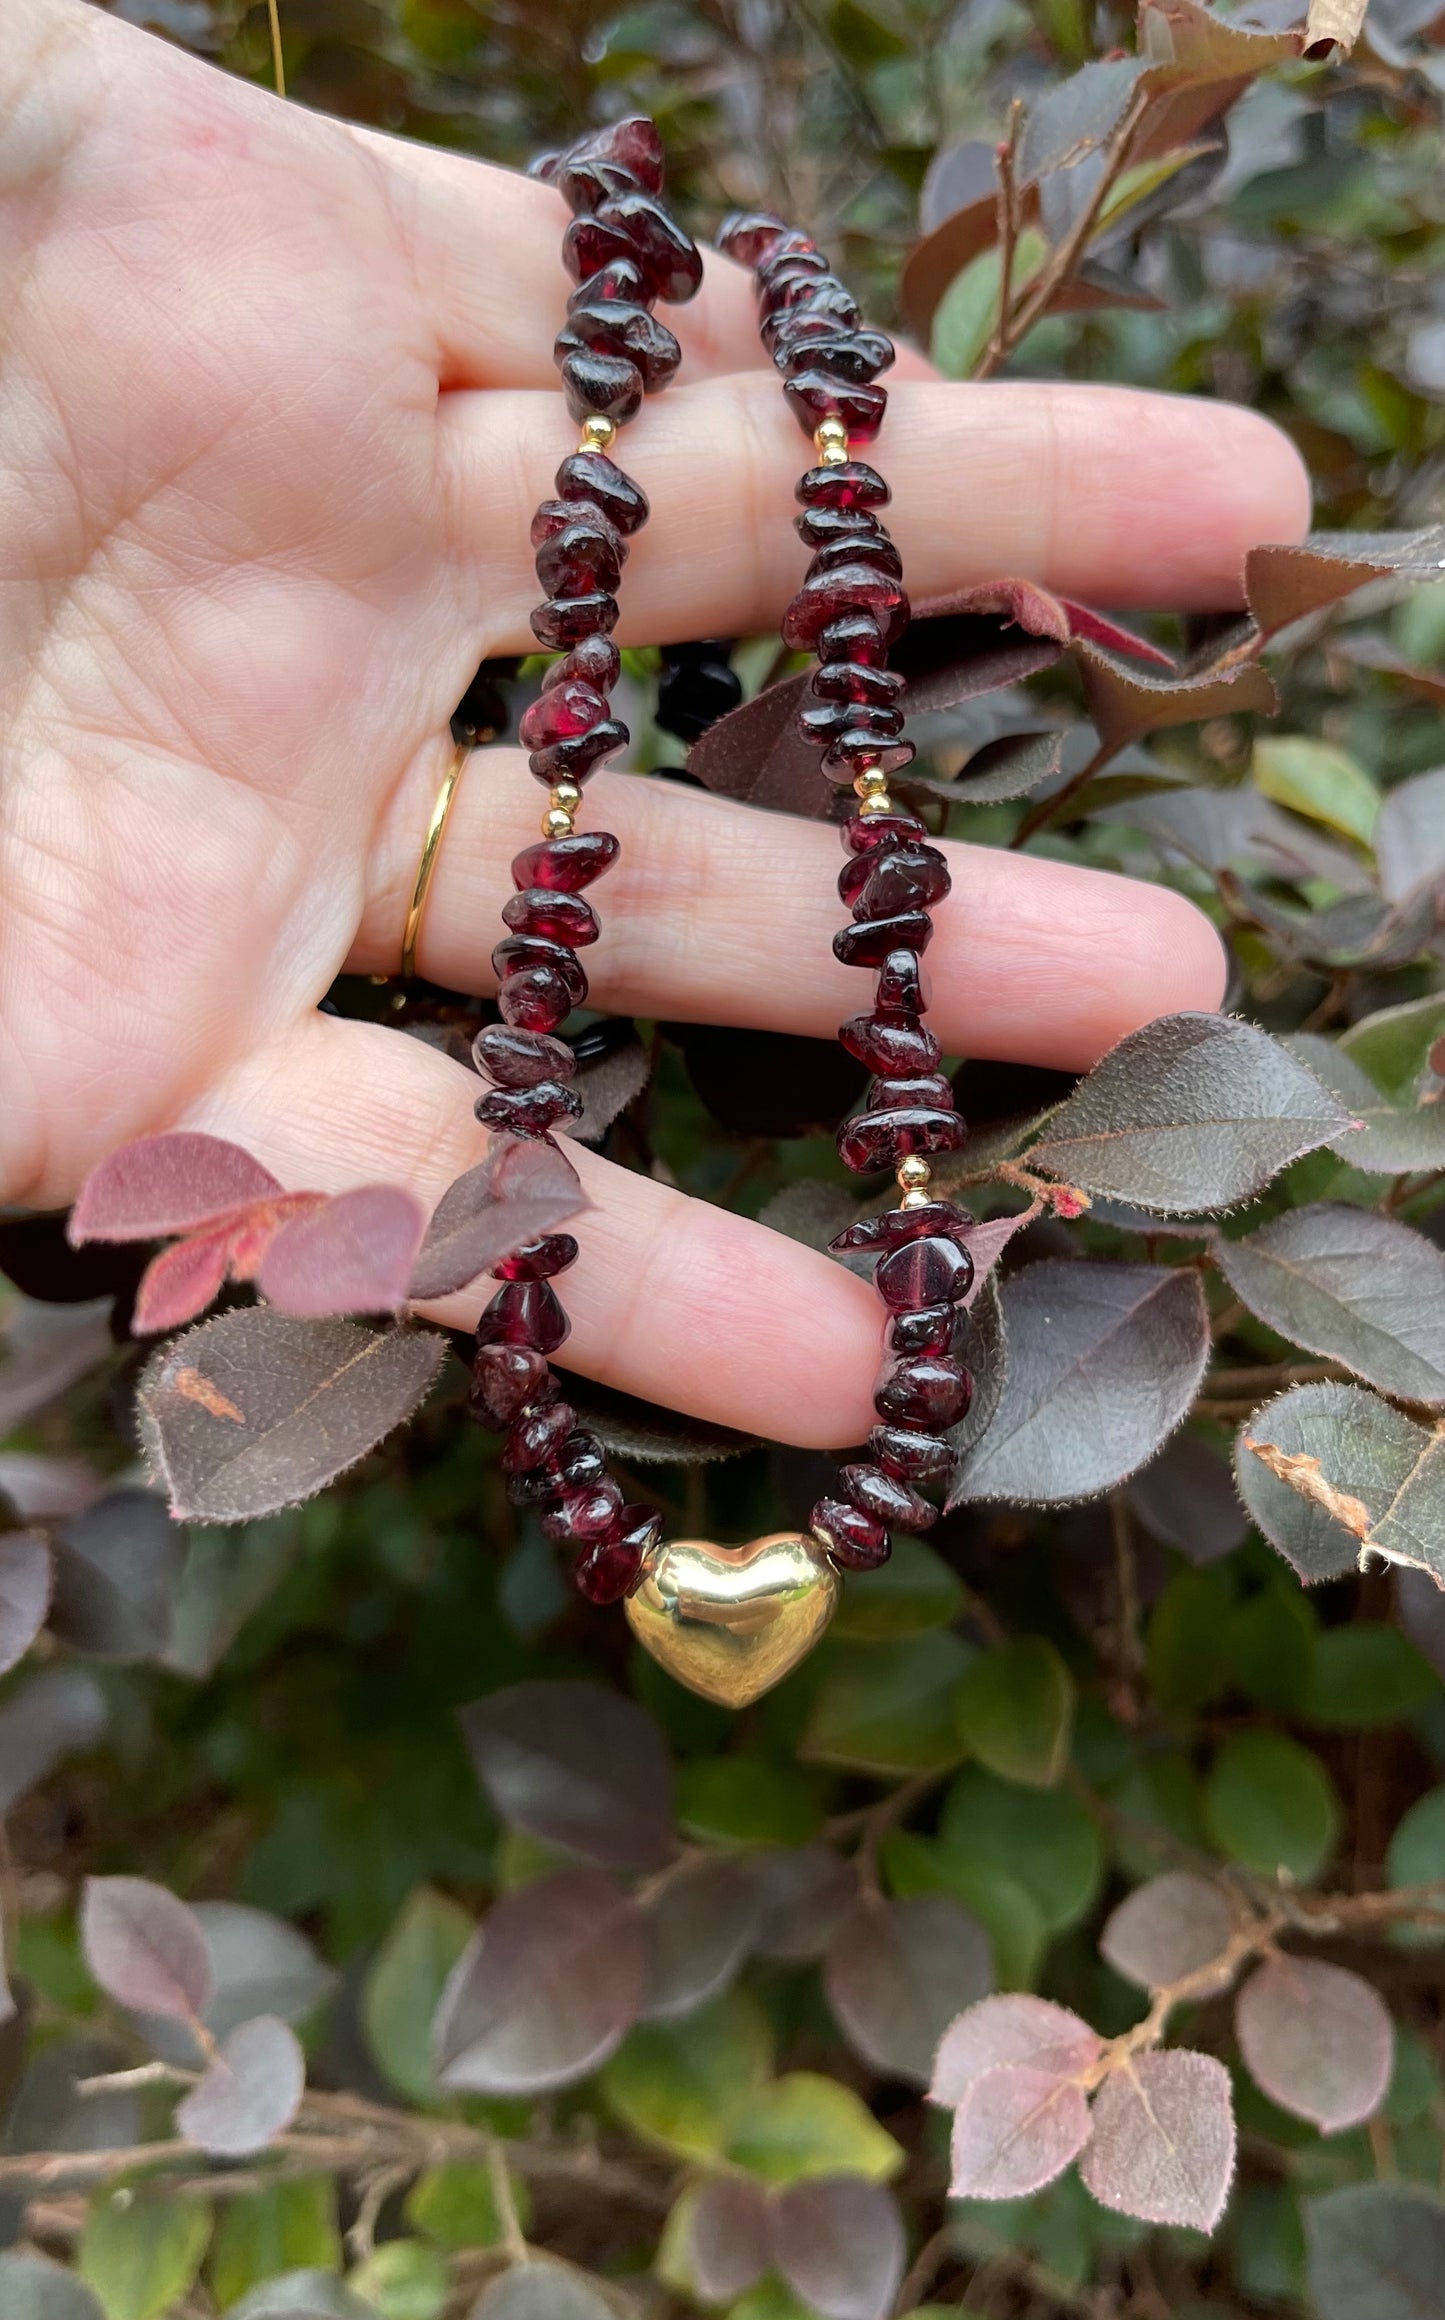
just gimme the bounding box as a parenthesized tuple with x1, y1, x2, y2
(469, 1342, 555, 1427)
(473, 1023, 576, 1088)
(795, 505, 886, 553)
(556, 154, 638, 214)
(530, 593, 620, 650)
(477, 1279, 571, 1355)
(763, 275, 859, 329)
(822, 734, 917, 783)
(555, 1430, 608, 1487)
(888, 1304, 960, 1356)
(497, 963, 576, 1033)
(559, 300, 682, 391)
(567, 255, 649, 310)
(796, 460, 891, 512)
(542, 1479, 625, 1543)
(716, 209, 790, 266)
(535, 518, 625, 598)
(833, 911, 933, 968)
(784, 372, 888, 442)
(758, 247, 831, 296)
(842, 809, 928, 855)
(475, 1080, 585, 1137)
(839, 1106, 966, 1172)
(559, 348, 644, 425)
(531, 494, 621, 551)
(837, 1009, 941, 1078)
(502, 888, 601, 947)
(783, 566, 908, 652)
(507, 1461, 564, 1508)
(811, 1495, 890, 1571)
(840, 1460, 936, 1531)
(875, 948, 929, 1012)
(801, 699, 905, 755)
(574, 1505, 659, 1603)
(493, 935, 589, 1010)
(579, 116, 665, 194)
(511, 832, 620, 892)
(877, 1234, 975, 1312)
(555, 451, 650, 535)
(807, 535, 904, 584)
(528, 717, 629, 787)
(518, 680, 608, 750)
(866, 1072, 957, 1115)
(503, 1399, 576, 1472)
(493, 1233, 580, 1284)
(818, 611, 889, 667)
(544, 635, 622, 694)
(562, 212, 636, 283)
(829, 1199, 971, 1255)
(786, 329, 895, 384)
(851, 844, 949, 919)
(594, 192, 703, 302)
(874, 1352, 972, 1430)
(869, 1423, 957, 1484)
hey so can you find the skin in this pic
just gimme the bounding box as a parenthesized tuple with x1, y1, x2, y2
(0, 0, 1312, 1444)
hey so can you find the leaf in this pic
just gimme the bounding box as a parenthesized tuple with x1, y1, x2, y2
(81, 1876, 212, 2022)
(940, 729, 1067, 805)
(753, 1844, 859, 1962)
(346, 2241, 447, 2320)
(409, 1138, 589, 1301)
(229, 2276, 377, 2320)
(1245, 527, 1445, 643)
(0, 2256, 106, 2320)
(365, 1887, 478, 2098)
(563, 1031, 652, 1143)
(1028, 1013, 1354, 1213)
(560, 1373, 761, 1463)
(726, 2072, 904, 2186)
(954, 1636, 1075, 1786)
(949, 1261, 1209, 1506)
(257, 1186, 427, 1318)
(1305, 2182, 1445, 2320)
(601, 1988, 773, 2159)
(1375, 765, 1445, 904)
(432, 1867, 646, 2095)
(49, 1489, 184, 1663)
(1126, 1433, 1248, 1565)
(830, 1533, 965, 1641)
(1073, 640, 1276, 759)
(1236, 1957, 1393, 2132)
(69, 1132, 281, 1243)
(939, 1766, 1103, 1932)
(824, 1892, 991, 2085)
(0, 1297, 115, 1434)
(1305, 1624, 1438, 1728)
(930, 1993, 1101, 2107)
(1100, 1873, 1236, 1991)
(1218, 1204, 1445, 1404)
(406, 2159, 531, 2253)
(471, 2269, 614, 2320)
(133, 1229, 233, 1334)
(137, 1309, 446, 1522)
(1285, 1037, 1445, 1177)
(0, 1665, 107, 1810)
(176, 2013, 305, 2156)
(1237, 1382, 1445, 1587)
(800, 1632, 972, 1775)
(138, 1899, 337, 2068)
(640, 1853, 765, 2021)
(773, 2176, 907, 2320)
(882, 1833, 1046, 1991)
(1205, 1730, 1341, 1883)
(949, 2065, 1093, 2199)
(0, 1528, 51, 1675)
(77, 2189, 211, 2320)
(1387, 1786, 1445, 1947)
(687, 2174, 772, 2302)
(1081, 2050, 1235, 2230)
(1340, 994, 1445, 1102)
(675, 1757, 822, 1847)
(460, 1680, 675, 1871)
(1253, 737, 1380, 847)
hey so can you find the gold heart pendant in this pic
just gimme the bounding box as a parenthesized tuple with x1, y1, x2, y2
(625, 1532, 839, 1708)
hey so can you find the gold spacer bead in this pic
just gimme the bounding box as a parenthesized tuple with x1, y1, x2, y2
(541, 805, 575, 839)
(854, 764, 889, 797)
(579, 413, 617, 453)
(899, 1187, 933, 1209)
(857, 792, 895, 816)
(551, 780, 583, 813)
(897, 1155, 933, 1192)
(814, 415, 850, 467)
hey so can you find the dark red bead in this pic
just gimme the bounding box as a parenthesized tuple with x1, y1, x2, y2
(575, 1513, 655, 1604)
(594, 192, 703, 303)
(807, 534, 904, 583)
(503, 1399, 576, 1472)
(758, 248, 831, 296)
(800, 698, 905, 751)
(493, 936, 589, 1011)
(555, 1430, 608, 1488)
(559, 300, 681, 392)
(528, 718, 629, 787)
(555, 452, 650, 535)
(477, 1279, 571, 1356)
(818, 612, 889, 666)
(716, 209, 791, 266)
(874, 1353, 972, 1430)
(783, 566, 908, 652)
(811, 1495, 890, 1572)
(567, 256, 649, 310)
(842, 809, 928, 855)
(469, 1342, 554, 1427)
(531, 494, 619, 550)
(556, 154, 638, 215)
(763, 272, 858, 325)
(869, 1423, 958, 1484)
(559, 348, 644, 425)
(562, 212, 636, 283)
(833, 912, 933, 968)
(852, 844, 950, 919)
(497, 964, 576, 1034)
(795, 505, 886, 553)
(888, 1304, 961, 1356)
(785, 330, 895, 385)
(784, 373, 888, 443)
(542, 1479, 625, 1543)
(518, 681, 608, 749)
(822, 734, 917, 784)
(830, 1199, 971, 1255)
(508, 1462, 564, 1508)
(838, 1013, 942, 1075)
(530, 593, 619, 650)
(876, 1234, 975, 1312)
(511, 832, 620, 892)
(579, 116, 665, 195)
(867, 1073, 957, 1114)
(543, 635, 621, 694)
(813, 667, 905, 717)
(474, 1024, 576, 1089)
(840, 1461, 936, 1531)
(535, 518, 625, 598)
(475, 1081, 584, 1137)
(502, 888, 600, 947)
(839, 1106, 965, 1172)
(493, 1234, 580, 1283)
(876, 949, 929, 1012)
(796, 461, 891, 512)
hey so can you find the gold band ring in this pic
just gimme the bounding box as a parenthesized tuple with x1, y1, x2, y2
(401, 738, 469, 981)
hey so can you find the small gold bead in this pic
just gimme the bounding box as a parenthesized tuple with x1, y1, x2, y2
(579, 414, 617, 453)
(854, 765, 889, 797)
(551, 780, 583, 812)
(814, 415, 849, 456)
(857, 791, 895, 817)
(897, 1155, 932, 1192)
(541, 806, 575, 839)
(899, 1187, 933, 1209)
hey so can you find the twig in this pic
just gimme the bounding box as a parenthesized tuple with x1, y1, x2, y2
(1205, 1360, 1348, 1394)
(487, 2137, 531, 2267)
(266, 0, 286, 97)
(983, 103, 1025, 378)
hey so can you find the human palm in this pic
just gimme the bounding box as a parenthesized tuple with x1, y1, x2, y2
(0, 0, 1310, 1443)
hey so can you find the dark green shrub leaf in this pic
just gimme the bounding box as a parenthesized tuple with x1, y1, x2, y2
(78, 2189, 211, 2320)
(824, 1892, 991, 2084)
(1253, 736, 1379, 845)
(434, 1868, 646, 2095)
(1100, 1872, 1235, 1991)
(674, 1757, 823, 1847)
(1305, 1624, 1439, 1727)
(1386, 1787, 1445, 1946)
(939, 1767, 1102, 1932)
(363, 1885, 473, 2103)
(0, 1528, 51, 1676)
(1340, 993, 1445, 1101)
(950, 1261, 1209, 1505)
(1204, 1730, 1340, 1882)
(1235, 1957, 1392, 2131)
(726, 2071, 904, 2185)
(773, 2174, 907, 2320)
(459, 1680, 675, 1870)
(639, 1853, 765, 2021)
(601, 1988, 773, 2159)
(800, 1633, 972, 1774)
(405, 2159, 530, 2253)
(0, 2256, 106, 2320)
(210, 2181, 342, 2309)
(831, 1534, 964, 1641)
(1080, 2050, 1235, 2230)
(1304, 2182, 1445, 2320)
(1217, 1203, 1445, 1403)
(346, 2241, 446, 2320)
(1146, 1567, 1234, 1713)
(1236, 1381, 1445, 1586)
(49, 1489, 183, 1663)
(881, 1831, 1047, 1989)
(954, 1637, 1075, 1786)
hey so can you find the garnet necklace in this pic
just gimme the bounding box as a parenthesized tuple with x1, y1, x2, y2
(465, 123, 978, 1708)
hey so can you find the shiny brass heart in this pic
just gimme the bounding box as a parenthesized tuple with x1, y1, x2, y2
(625, 1532, 839, 1708)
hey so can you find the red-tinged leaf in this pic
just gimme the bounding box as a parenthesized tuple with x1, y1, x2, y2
(1081, 2049, 1236, 2230)
(958, 1210, 1038, 1305)
(0, 1529, 51, 1677)
(70, 1133, 281, 1245)
(0, 1666, 107, 1812)
(432, 1868, 646, 2096)
(81, 1876, 212, 2023)
(931, 1993, 1102, 2107)
(175, 2013, 305, 2156)
(1060, 601, 1176, 668)
(1245, 527, 1445, 643)
(223, 1192, 327, 1277)
(1100, 1873, 1237, 1992)
(640, 1854, 764, 2022)
(1235, 1957, 1393, 2133)
(913, 729, 1066, 808)
(950, 2064, 1093, 2199)
(1075, 639, 1278, 758)
(133, 1230, 233, 1335)
(825, 1892, 991, 2086)
(917, 578, 1072, 644)
(773, 2176, 907, 2320)
(460, 1681, 675, 1872)
(258, 1186, 427, 1319)
(411, 1139, 590, 1302)
(892, 606, 1065, 715)
(689, 2175, 771, 2303)
(753, 1844, 859, 1962)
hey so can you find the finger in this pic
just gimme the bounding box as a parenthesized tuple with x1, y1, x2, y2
(356, 126, 937, 391)
(192, 1009, 885, 1445)
(356, 743, 1225, 1075)
(439, 371, 1310, 628)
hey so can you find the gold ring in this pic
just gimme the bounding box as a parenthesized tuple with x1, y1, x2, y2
(401, 738, 469, 981)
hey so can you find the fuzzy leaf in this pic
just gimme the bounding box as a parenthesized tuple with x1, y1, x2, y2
(641, 1854, 765, 2022)
(1246, 527, 1445, 643)
(138, 1902, 337, 2069)
(950, 2065, 1093, 2198)
(1375, 765, 1445, 905)
(824, 1892, 992, 2085)
(81, 1876, 212, 2023)
(1127, 1433, 1248, 1564)
(70, 1132, 280, 1243)
(49, 1489, 183, 1663)
(1074, 641, 1276, 759)
(1100, 1873, 1236, 1991)
(1217, 1204, 1445, 1404)
(0, 1528, 51, 1676)
(1080, 2049, 1236, 2229)
(1237, 1381, 1445, 1587)
(176, 2014, 305, 2156)
(133, 1231, 233, 1335)
(931, 1993, 1102, 2107)
(773, 2176, 907, 2320)
(410, 1138, 589, 1301)
(1236, 1957, 1393, 2132)
(460, 1680, 675, 1871)
(433, 1868, 646, 2095)
(257, 1186, 427, 1318)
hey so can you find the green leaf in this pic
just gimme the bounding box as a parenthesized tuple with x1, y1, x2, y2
(1286, 1035, 1445, 1177)
(831, 1533, 965, 1640)
(210, 2182, 341, 2311)
(938, 1765, 1103, 1931)
(362, 1885, 473, 2103)
(79, 2190, 211, 2320)
(674, 1756, 823, 1847)
(1215, 1204, 1445, 1405)
(1105, 1753, 1210, 1883)
(955, 1637, 1075, 1787)
(346, 2244, 448, 2320)
(1305, 1624, 1439, 1727)
(1147, 1568, 1234, 1713)
(1236, 1381, 1445, 1588)
(600, 1989, 773, 2160)
(881, 1830, 1046, 1988)
(405, 2161, 531, 2253)
(931, 233, 1046, 377)
(1224, 1584, 1316, 1715)
(1305, 2182, 1445, 2320)
(800, 1632, 972, 1775)
(725, 2282, 816, 2320)
(1253, 736, 1380, 847)
(725, 2071, 904, 2185)
(1340, 994, 1445, 1101)
(1205, 1731, 1341, 1883)
(1386, 1785, 1445, 1947)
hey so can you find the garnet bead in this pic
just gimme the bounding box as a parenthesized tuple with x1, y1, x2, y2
(556, 451, 650, 535)
(784, 372, 889, 442)
(469, 1342, 554, 1427)
(476, 1279, 571, 1356)
(559, 300, 681, 391)
(502, 888, 601, 947)
(497, 964, 579, 1034)
(567, 256, 649, 310)
(519, 680, 608, 749)
(874, 1352, 972, 1430)
(559, 349, 644, 425)
(562, 212, 636, 283)
(838, 1106, 965, 1172)
(475, 1081, 584, 1137)
(817, 612, 889, 667)
(866, 1072, 957, 1113)
(530, 593, 619, 650)
(869, 1424, 957, 1484)
(473, 1024, 576, 1089)
(807, 533, 904, 582)
(876, 1234, 975, 1311)
(535, 518, 625, 597)
(575, 115, 665, 194)
(493, 935, 589, 1010)
(786, 330, 895, 385)
(783, 566, 908, 653)
(797, 460, 891, 511)
(888, 1304, 961, 1356)
(851, 844, 949, 919)
(837, 1012, 942, 1076)
(811, 1495, 890, 1571)
(875, 948, 929, 1012)
(510, 832, 620, 892)
(555, 1430, 608, 1488)
(594, 192, 703, 302)
(840, 1461, 936, 1531)
(829, 1199, 971, 1255)
(842, 809, 927, 855)
(493, 1234, 580, 1282)
(716, 210, 791, 267)
(575, 1504, 660, 1602)
(528, 719, 629, 787)
(796, 505, 887, 553)
(833, 912, 933, 969)
(503, 1400, 576, 1472)
(543, 1480, 625, 1543)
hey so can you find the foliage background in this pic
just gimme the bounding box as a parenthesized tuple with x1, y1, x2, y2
(4, 0, 1445, 2314)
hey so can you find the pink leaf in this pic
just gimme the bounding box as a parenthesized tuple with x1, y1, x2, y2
(70, 1134, 281, 1244)
(175, 2013, 305, 2156)
(81, 1875, 212, 2022)
(133, 1230, 233, 1335)
(224, 1192, 327, 1278)
(689, 2175, 771, 2303)
(411, 1138, 590, 1302)
(1235, 1957, 1393, 2133)
(1081, 2049, 1236, 2231)
(949, 2064, 1094, 2199)
(1061, 599, 1176, 668)
(930, 1993, 1101, 2107)
(772, 2176, 906, 2320)
(1100, 1874, 1236, 1994)
(958, 1210, 1039, 1307)
(258, 1186, 427, 1318)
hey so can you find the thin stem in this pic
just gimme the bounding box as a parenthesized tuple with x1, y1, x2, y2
(488, 2138, 532, 2266)
(266, 0, 286, 96)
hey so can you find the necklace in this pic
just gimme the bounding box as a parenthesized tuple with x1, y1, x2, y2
(468, 126, 979, 1708)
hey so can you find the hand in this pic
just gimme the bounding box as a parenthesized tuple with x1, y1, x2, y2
(0, 1, 1309, 1444)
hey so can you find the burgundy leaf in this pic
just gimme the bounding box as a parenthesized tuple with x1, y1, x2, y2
(915, 578, 1072, 644)
(1100, 1873, 1237, 1993)
(258, 1186, 427, 1319)
(1245, 527, 1445, 643)
(752, 1844, 859, 1962)
(81, 1876, 212, 2022)
(1235, 1957, 1393, 2133)
(0, 1666, 107, 1812)
(222, 1191, 327, 1277)
(50, 1488, 184, 1664)
(460, 1680, 675, 1872)
(411, 1139, 590, 1301)
(562, 1036, 653, 1144)
(640, 1854, 764, 2022)
(175, 2013, 305, 2156)
(1060, 600, 1176, 668)
(950, 2064, 1093, 2199)
(931, 1993, 1102, 2107)
(824, 1891, 991, 2086)
(133, 1230, 233, 1335)
(688, 2175, 772, 2303)
(1081, 2049, 1236, 2230)
(916, 729, 1065, 808)
(1075, 638, 1277, 758)
(70, 1133, 281, 1245)
(432, 1868, 646, 2095)
(958, 1209, 1038, 1305)
(772, 2176, 906, 2320)
(0, 1529, 52, 1677)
